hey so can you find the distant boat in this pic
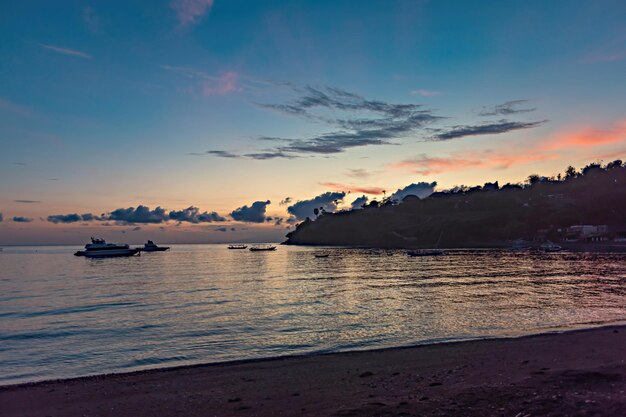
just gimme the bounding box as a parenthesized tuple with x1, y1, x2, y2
(540, 241, 562, 252)
(314, 254, 329, 258)
(228, 244, 248, 250)
(75, 238, 140, 258)
(250, 245, 276, 252)
(140, 240, 169, 252)
(406, 249, 447, 257)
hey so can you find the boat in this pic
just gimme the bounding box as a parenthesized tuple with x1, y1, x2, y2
(249, 245, 277, 252)
(74, 238, 140, 258)
(140, 240, 170, 252)
(540, 240, 562, 252)
(228, 244, 248, 250)
(314, 254, 329, 258)
(406, 249, 447, 257)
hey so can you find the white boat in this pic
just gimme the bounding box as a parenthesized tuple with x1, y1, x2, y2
(249, 245, 276, 252)
(228, 244, 247, 250)
(74, 238, 140, 258)
(540, 240, 562, 252)
(140, 240, 169, 252)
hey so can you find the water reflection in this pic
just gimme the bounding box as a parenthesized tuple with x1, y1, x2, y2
(0, 245, 625, 385)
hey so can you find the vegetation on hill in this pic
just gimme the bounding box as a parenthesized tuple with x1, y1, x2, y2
(284, 161, 626, 248)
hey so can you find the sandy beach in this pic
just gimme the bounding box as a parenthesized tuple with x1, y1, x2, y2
(1, 325, 624, 417)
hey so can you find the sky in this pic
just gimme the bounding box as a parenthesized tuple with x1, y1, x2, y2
(1, 0, 625, 244)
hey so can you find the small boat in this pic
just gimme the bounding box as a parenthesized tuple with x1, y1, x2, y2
(406, 249, 447, 257)
(314, 254, 329, 258)
(249, 245, 277, 252)
(140, 240, 170, 252)
(228, 244, 248, 250)
(540, 241, 562, 252)
(75, 238, 140, 258)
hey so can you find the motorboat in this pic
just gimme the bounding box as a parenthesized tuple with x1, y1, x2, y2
(228, 244, 248, 250)
(406, 249, 447, 257)
(74, 238, 140, 258)
(540, 241, 562, 252)
(140, 240, 170, 252)
(249, 245, 277, 252)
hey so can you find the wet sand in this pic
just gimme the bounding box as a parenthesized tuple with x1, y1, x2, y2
(1, 325, 625, 417)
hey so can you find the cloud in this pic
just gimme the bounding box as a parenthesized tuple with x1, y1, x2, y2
(350, 195, 369, 209)
(411, 89, 441, 97)
(279, 197, 292, 206)
(132, 226, 142, 231)
(37, 43, 91, 59)
(344, 168, 375, 179)
(433, 120, 546, 140)
(541, 119, 626, 151)
(13, 216, 33, 223)
(0, 213, 3, 222)
(14, 200, 41, 203)
(208, 85, 441, 159)
(171, 0, 214, 28)
(205, 150, 239, 158)
(169, 206, 226, 223)
(389, 182, 437, 201)
(202, 72, 240, 96)
(287, 192, 346, 220)
(230, 200, 271, 223)
(47, 213, 102, 224)
(479, 100, 535, 116)
(391, 151, 557, 176)
(107, 205, 169, 224)
(319, 182, 386, 195)
(214, 227, 229, 232)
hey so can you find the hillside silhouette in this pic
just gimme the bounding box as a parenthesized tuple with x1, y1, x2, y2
(284, 161, 626, 248)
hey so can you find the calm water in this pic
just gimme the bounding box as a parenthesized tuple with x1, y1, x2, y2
(1, 244, 625, 385)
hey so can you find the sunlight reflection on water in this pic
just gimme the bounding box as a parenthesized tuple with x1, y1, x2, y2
(0, 245, 625, 384)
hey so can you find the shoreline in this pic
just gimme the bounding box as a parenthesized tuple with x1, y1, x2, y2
(2, 324, 625, 416)
(2, 321, 623, 389)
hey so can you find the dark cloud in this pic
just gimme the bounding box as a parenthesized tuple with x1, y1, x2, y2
(214, 227, 228, 232)
(13, 216, 33, 223)
(169, 206, 226, 223)
(287, 192, 346, 221)
(279, 197, 292, 206)
(47, 213, 102, 224)
(12, 162, 26, 166)
(209, 85, 441, 159)
(132, 226, 142, 231)
(14, 200, 41, 204)
(433, 120, 546, 140)
(479, 100, 535, 116)
(230, 200, 271, 223)
(107, 205, 169, 224)
(206, 150, 239, 158)
(0, 213, 3, 222)
(350, 195, 369, 209)
(344, 168, 374, 179)
(390, 182, 437, 201)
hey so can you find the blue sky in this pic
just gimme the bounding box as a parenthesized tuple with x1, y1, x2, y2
(1, 0, 625, 244)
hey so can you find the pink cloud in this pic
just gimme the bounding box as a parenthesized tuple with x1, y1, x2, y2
(202, 72, 240, 96)
(38, 43, 91, 59)
(390, 151, 557, 176)
(410, 89, 441, 97)
(319, 182, 386, 195)
(542, 119, 626, 151)
(171, 0, 214, 28)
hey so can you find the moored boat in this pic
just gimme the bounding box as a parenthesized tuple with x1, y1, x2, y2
(228, 244, 248, 250)
(140, 240, 170, 252)
(540, 241, 562, 252)
(250, 245, 276, 252)
(74, 238, 140, 258)
(406, 249, 447, 257)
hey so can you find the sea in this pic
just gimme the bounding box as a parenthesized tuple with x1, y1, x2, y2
(1, 244, 625, 385)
